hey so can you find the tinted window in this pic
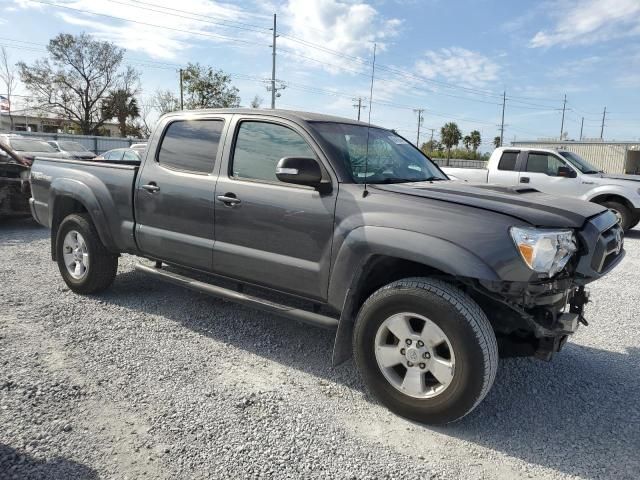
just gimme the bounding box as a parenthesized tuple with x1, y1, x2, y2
(158, 120, 223, 173)
(497, 151, 518, 171)
(10, 139, 57, 152)
(59, 141, 89, 152)
(526, 153, 566, 176)
(232, 121, 315, 182)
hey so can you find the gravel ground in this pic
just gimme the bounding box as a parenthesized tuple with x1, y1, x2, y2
(0, 218, 638, 480)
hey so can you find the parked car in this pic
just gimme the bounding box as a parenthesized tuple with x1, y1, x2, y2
(29, 109, 625, 424)
(0, 140, 32, 217)
(94, 148, 141, 163)
(0, 135, 69, 163)
(441, 147, 640, 231)
(47, 140, 96, 160)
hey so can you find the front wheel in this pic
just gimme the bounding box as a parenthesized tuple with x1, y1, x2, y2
(353, 277, 498, 425)
(601, 201, 632, 232)
(56, 213, 118, 294)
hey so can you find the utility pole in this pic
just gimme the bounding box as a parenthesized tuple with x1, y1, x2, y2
(352, 97, 366, 121)
(429, 128, 434, 143)
(559, 94, 567, 140)
(600, 106, 606, 139)
(270, 13, 277, 109)
(579, 117, 584, 141)
(179, 68, 184, 110)
(414, 108, 424, 147)
(499, 91, 506, 147)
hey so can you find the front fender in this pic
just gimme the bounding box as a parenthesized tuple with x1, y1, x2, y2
(49, 177, 117, 251)
(584, 185, 640, 209)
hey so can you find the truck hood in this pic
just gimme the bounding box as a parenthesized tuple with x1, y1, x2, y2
(374, 181, 607, 228)
(596, 173, 640, 184)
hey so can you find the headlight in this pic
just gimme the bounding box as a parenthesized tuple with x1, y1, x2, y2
(510, 227, 577, 277)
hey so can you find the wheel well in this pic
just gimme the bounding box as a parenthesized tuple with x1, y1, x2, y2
(51, 196, 88, 260)
(590, 194, 633, 212)
(349, 255, 455, 318)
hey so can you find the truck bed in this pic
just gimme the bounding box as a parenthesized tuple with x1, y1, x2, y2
(29, 157, 139, 254)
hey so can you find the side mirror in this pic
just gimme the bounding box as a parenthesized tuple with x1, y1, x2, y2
(557, 166, 577, 178)
(276, 157, 323, 189)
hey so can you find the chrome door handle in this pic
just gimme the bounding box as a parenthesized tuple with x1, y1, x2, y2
(141, 183, 160, 193)
(216, 194, 241, 206)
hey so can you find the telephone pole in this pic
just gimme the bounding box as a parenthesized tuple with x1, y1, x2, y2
(179, 68, 184, 110)
(429, 128, 434, 143)
(353, 97, 366, 121)
(499, 91, 506, 147)
(579, 117, 584, 141)
(270, 13, 277, 109)
(414, 108, 424, 147)
(600, 106, 606, 139)
(559, 94, 567, 139)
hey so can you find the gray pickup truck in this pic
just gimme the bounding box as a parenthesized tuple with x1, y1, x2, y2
(29, 109, 625, 424)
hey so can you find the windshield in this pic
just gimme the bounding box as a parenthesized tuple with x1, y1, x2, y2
(59, 141, 89, 152)
(558, 151, 600, 174)
(312, 122, 447, 184)
(10, 139, 57, 152)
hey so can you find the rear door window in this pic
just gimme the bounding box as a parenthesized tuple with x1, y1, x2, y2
(497, 151, 518, 171)
(157, 119, 224, 174)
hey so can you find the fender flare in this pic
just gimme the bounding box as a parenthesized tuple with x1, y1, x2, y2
(585, 186, 640, 209)
(330, 226, 499, 366)
(49, 177, 117, 252)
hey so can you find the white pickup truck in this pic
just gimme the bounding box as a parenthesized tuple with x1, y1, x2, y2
(441, 146, 640, 231)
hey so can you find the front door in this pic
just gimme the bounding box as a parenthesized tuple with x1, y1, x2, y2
(135, 116, 227, 271)
(518, 151, 584, 197)
(213, 117, 337, 301)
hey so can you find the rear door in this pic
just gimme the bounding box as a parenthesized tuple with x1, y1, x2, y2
(212, 115, 337, 301)
(135, 115, 228, 271)
(518, 150, 583, 196)
(487, 150, 520, 185)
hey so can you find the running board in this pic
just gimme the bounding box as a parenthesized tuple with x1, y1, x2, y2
(135, 263, 338, 330)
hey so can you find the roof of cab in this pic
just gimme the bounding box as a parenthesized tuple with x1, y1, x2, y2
(162, 108, 384, 129)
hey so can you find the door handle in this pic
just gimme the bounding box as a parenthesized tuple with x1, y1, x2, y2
(141, 183, 160, 193)
(520, 177, 530, 184)
(216, 194, 241, 206)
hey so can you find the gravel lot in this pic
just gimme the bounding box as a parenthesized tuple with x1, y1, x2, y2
(1, 218, 639, 480)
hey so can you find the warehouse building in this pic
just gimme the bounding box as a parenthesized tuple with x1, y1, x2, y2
(511, 140, 640, 175)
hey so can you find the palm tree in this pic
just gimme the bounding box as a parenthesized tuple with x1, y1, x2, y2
(463, 135, 471, 150)
(440, 122, 462, 164)
(102, 89, 140, 137)
(470, 130, 481, 152)
(493, 136, 501, 148)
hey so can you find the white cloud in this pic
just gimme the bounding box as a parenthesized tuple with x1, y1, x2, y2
(12, 0, 269, 59)
(414, 47, 500, 89)
(530, 0, 640, 48)
(279, 0, 402, 74)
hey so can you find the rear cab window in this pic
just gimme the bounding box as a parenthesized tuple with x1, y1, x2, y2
(157, 119, 224, 174)
(497, 151, 519, 171)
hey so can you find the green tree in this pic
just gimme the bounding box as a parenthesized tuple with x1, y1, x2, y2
(493, 136, 501, 148)
(182, 63, 240, 109)
(470, 130, 481, 152)
(440, 122, 462, 163)
(17, 33, 131, 135)
(102, 87, 140, 137)
(462, 135, 471, 150)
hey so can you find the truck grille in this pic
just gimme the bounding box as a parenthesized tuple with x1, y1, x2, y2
(590, 223, 624, 273)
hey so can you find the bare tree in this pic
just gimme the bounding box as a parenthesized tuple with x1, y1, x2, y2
(17, 33, 130, 135)
(0, 47, 16, 130)
(135, 101, 155, 138)
(153, 89, 180, 115)
(249, 95, 263, 108)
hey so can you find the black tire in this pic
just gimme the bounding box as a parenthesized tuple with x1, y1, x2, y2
(55, 213, 118, 294)
(628, 217, 640, 231)
(601, 201, 632, 232)
(353, 277, 498, 425)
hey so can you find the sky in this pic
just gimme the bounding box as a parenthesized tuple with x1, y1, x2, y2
(1, 0, 639, 149)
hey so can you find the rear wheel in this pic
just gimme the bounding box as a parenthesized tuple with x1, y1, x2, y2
(56, 214, 118, 294)
(353, 277, 498, 425)
(601, 201, 632, 231)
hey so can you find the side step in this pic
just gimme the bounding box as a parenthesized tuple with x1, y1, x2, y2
(135, 263, 339, 330)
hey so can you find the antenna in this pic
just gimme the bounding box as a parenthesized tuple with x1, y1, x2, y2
(363, 42, 377, 198)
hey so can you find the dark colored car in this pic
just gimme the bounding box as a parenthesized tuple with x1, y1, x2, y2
(94, 148, 140, 163)
(47, 140, 96, 160)
(28, 109, 625, 424)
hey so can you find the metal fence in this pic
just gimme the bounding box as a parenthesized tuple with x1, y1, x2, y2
(432, 158, 487, 169)
(9, 130, 147, 155)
